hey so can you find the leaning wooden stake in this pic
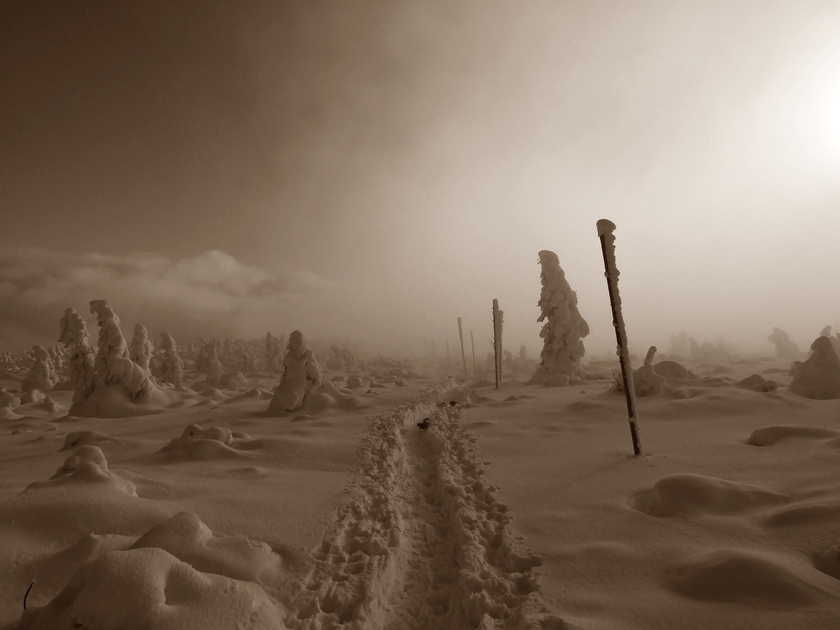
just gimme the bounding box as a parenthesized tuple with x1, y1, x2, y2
(470, 331, 476, 372)
(492, 299, 504, 389)
(597, 219, 643, 456)
(457, 317, 468, 376)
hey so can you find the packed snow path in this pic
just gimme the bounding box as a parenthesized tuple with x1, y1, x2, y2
(287, 383, 571, 630)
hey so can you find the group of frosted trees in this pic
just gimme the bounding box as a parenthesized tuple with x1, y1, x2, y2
(524, 247, 840, 401)
(55, 301, 184, 408)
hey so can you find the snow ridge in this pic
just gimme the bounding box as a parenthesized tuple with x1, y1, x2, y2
(287, 382, 569, 630)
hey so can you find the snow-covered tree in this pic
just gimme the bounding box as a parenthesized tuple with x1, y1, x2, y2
(265, 332, 284, 370)
(789, 336, 840, 399)
(89, 300, 152, 398)
(156, 333, 184, 387)
(129, 324, 154, 373)
(267, 330, 322, 413)
(21, 345, 60, 393)
(529, 250, 590, 386)
(59, 307, 96, 404)
(768, 328, 804, 360)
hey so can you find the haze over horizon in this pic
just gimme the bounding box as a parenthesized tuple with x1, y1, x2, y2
(2, 0, 839, 359)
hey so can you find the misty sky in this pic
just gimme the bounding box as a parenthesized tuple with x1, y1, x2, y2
(2, 0, 839, 358)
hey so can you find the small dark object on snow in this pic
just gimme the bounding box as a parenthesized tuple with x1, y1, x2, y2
(417, 418, 430, 430)
(23, 581, 35, 610)
(448, 400, 463, 407)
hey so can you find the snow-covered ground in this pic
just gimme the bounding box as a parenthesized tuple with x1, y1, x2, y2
(1, 357, 840, 629)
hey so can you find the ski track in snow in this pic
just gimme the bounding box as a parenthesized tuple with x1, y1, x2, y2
(286, 382, 572, 630)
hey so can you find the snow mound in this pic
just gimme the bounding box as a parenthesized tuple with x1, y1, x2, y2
(224, 388, 272, 404)
(130, 511, 282, 583)
(69, 383, 186, 418)
(671, 548, 836, 607)
(0, 388, 22, 419)
(14, 547, 283, 630)
(633, 473, 788, 517)
(35, 396, 63, 413)
(194, 385, 228, 400)
(30, 532, 135, 598)
(154, 424, 248, 462)
(736, 373, 778, 392)
(20, 389, 46, 404)
(26, 446, 137, 496)
(764, 503, 840, 528)
(815, 541, 840, 580)
(0, 403, 21, 420)
(747, 425, 840, 446)
(653, 360, 696, 380)
(60, 430, 121, 451)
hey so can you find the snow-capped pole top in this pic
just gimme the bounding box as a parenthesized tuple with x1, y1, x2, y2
(596, 219, 616, 237)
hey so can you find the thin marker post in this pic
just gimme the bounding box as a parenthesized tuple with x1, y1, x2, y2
(458, 317, 468, 376)
(597, 219, 643, 456)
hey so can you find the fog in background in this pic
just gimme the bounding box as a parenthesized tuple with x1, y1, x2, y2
(2, 0, 839, 359)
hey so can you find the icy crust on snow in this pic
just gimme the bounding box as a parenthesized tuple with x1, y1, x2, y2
(287, 380, 570, 629)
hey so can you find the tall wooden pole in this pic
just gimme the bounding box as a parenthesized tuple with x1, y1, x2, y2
(493, 299, 503, 389)
(470, 331, 476, 372)
(457, 317, 468, 376)
(597, 219, 643, 456)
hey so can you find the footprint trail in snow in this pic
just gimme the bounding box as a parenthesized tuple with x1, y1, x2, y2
(287, 383, 573, 630)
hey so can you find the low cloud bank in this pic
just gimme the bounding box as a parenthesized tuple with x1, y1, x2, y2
(0, 249, 335, 352)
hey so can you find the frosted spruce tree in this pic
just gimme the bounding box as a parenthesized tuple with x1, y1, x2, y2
(265, 332, 284, 371)
(129, 324, 154, 373)
(89, 300, 153, 398)
(59, 307, 96, 404)
(21, 345, 60, 393)
(789, 336, 840, 399)
(767, 328, 804, 360)
(529, 250, 590, 386)
(267, 330, 322, 413)
(157, 333, 184, 387)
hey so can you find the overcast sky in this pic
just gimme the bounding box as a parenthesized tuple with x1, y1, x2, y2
(2, 0, 839, 358)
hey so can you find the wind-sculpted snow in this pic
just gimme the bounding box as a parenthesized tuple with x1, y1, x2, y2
(286, 381, 571, 629)
(13, 547, 284, 630)
(26, 446, 137, 496)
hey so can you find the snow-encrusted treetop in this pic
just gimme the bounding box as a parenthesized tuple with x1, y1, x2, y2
(596, 219, 616, 237)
